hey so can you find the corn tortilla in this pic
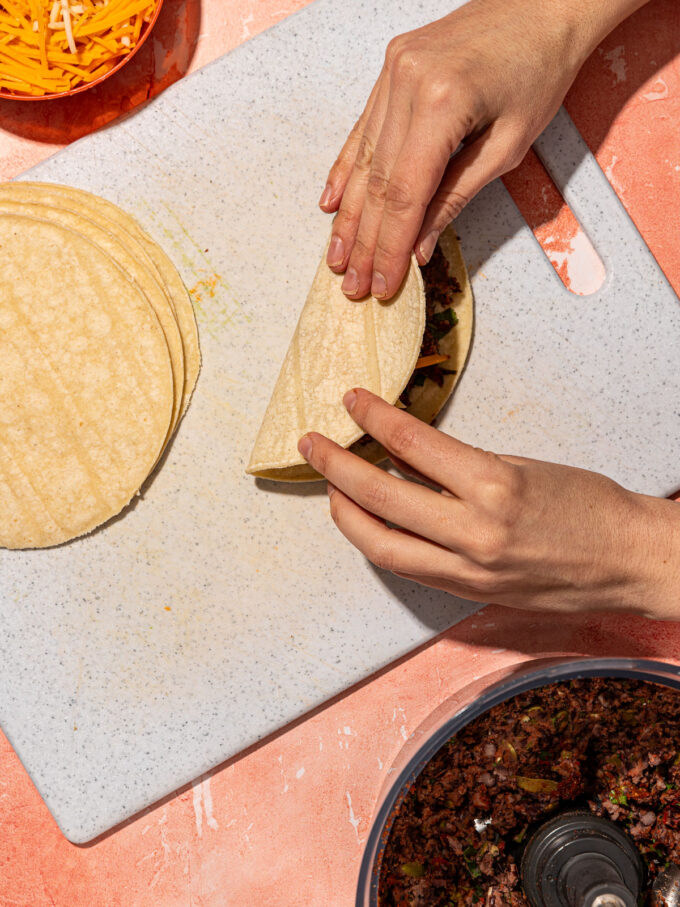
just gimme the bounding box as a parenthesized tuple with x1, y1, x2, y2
(0, 182, 200, 419)
(0, 214, 174, 549)
(247, 239, 426, 479)
(247, 226, 472, 481)
(0, 199, 185, 447)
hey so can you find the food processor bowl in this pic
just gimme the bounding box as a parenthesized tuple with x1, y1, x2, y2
(356, 657, 680, 907)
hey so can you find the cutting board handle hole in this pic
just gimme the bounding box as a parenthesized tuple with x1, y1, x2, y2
(503, 148, 606, 297)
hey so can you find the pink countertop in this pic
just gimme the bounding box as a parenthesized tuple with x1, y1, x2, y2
(1, 1, 679, 904)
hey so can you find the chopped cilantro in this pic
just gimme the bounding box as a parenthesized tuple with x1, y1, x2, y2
(428, 308, 458, 340)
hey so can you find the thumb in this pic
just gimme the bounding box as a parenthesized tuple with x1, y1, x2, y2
(415, 127, 525, 264)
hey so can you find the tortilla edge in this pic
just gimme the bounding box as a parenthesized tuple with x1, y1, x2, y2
(250, 226, 473, 482)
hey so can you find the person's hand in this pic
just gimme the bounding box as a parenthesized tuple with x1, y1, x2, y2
(320, 0, 647, 300)
(297, 389, 680, 619)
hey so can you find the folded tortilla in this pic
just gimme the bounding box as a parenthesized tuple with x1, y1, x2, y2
(247, 225, 473, 481)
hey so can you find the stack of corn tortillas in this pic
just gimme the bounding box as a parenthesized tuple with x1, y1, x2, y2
(0, 182, 200, 550)
(247, 224, 473, 481)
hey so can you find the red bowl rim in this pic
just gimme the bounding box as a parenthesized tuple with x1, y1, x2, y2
(0, 0, 165, 102)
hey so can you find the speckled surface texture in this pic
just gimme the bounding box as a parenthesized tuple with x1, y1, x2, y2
(1, 0, 680, 846)
(0, 1, 477, 843)
(1, 0, 680, 901)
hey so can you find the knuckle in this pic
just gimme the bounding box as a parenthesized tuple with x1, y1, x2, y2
(367, 536, 397, 573)
(392, 45, 420, 79)
(479, 462, 523, 515)
(333, 207, 359, 236)
(330, 121, 364, 176)
(505, 145, 526, 171)
(355, 135, 375, 172)
(384, 421, 418, 459)
(433, 188, 471, 224)
(348, 116, 364, 141)
(366, 169, 390, 203)
(499, 123, 532, 169)
(462, 564, 498, 595)
(349, 233, 374, 265)
(328, 156, 349, 183)
(361, 476, 392, 513)
(374, 238, 404, 268)
(384, 34, 405, 67)
(468, 524, 509, 570)
(385, 179, 416, 214)
(420, 77, 453, 108)
(494, 142, 525, 175)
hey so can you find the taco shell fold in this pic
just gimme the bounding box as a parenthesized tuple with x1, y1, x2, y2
(247, 226, 472, 481)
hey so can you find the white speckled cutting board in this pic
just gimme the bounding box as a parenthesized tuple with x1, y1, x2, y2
(1, 0, 680, 844)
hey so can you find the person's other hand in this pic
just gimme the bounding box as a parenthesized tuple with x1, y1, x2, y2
(298, 389, 680, 619)
(320, 0, 644, 300)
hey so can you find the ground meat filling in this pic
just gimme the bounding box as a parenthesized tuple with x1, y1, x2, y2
(399, 243, 461, 409)
(352, 245, 460, 451)
(379, 677, 680, 906)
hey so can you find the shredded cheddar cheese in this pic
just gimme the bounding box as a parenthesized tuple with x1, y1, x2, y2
(0, 0, 158, 96)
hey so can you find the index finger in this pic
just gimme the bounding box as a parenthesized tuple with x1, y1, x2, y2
(369, 112, 457, 299)
(319, 74, 385, 215)
(344, 387, 508, 496)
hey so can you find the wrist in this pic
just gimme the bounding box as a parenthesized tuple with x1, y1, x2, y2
(628, 494, 680, 621)
(550, 0, 650, 67)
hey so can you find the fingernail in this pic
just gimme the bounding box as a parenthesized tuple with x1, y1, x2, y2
(371, 270, 387, 298)
(327, 234, 345, 268)
(343, 389, 357, 411)
(319, 183, 333, 208)
(298, 435, 313, 460)
(419, 230, 439, 263)
(342, 266, 359, 296)
(327, 482, 336, 497)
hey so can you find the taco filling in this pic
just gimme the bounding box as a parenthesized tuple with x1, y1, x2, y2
(247, 226, 472, 481)
(401, 241, 461, 408)
(352, 239, 464, 454)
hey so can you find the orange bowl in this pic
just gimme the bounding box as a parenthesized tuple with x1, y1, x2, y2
(0, 0, 165, 101)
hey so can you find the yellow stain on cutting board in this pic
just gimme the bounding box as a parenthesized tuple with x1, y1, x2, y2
(188, 271, 222, 322)
(154, 202, 253, 338)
